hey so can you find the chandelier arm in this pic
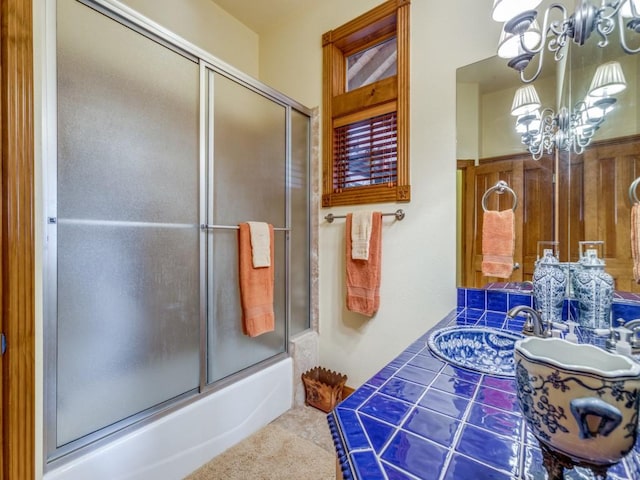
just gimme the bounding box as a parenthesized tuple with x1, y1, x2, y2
(579, 133, 593, 146)
(596, 17, 615, 47)
(543, 135, 556, 154)
(531, 147, 544, 161)
(518, 4, 569, 83)
(527, 133, 544, 159)
(519, 51, 545, 83)
(598, 0, 624, 22)
(545, 3, 572, 44)
(519, 8, 556, 55)
(594, 0, 622, 48)
(540, 108, 559, 155)
(619, 12, 640, 53)
(599, 0, 624, 20)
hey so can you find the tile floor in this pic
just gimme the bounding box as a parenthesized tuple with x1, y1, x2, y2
(184, 405, 336, 479)
(271, 405, 336, 453)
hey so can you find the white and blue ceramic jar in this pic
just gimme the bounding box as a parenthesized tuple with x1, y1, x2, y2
(571, 249, 614, 331)
(533, 249, 567, 324)
(515, 337, 640, 471)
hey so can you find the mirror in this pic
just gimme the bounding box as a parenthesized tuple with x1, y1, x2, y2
(456, 29, 640, 294)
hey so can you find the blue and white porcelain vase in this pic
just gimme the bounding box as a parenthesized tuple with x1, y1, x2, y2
(571, 249, 614, 331)
(515, 337, 640, 474)
(533, 249, 567, 324)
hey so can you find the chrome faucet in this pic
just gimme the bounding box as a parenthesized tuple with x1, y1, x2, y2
(621, 319, 640, 353)
(507, 305, 550, 337)
(520, 280, 534, 290)
(605, 318, 640, 354)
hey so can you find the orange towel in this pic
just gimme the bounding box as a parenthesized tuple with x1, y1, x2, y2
(346, 212, 382, 317)
(632, 204, 640, 283)
(481, 209, 515, 279)
(238, 222, 275, 337)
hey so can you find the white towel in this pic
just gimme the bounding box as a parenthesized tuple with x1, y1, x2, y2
(247, 221, 271, 268)
(351, 211, 373, 260)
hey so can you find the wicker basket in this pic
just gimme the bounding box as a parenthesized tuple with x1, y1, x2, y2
(301, 367, 347, 413)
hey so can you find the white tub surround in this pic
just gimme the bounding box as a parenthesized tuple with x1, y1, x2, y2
(44, 359, 293, 480)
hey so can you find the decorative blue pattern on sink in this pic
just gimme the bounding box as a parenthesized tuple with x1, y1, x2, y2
(327, 292, 640, 479)
(427, 326, 523, 377)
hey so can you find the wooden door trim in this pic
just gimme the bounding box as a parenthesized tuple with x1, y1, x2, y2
(457, 160, 475, 287)
(1, 0, 36, 479)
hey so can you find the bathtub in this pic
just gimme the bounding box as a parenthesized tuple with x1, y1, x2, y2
(44, 358, 293, 480)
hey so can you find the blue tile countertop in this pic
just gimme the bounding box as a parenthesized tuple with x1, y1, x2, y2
(327, 305, 640, 480)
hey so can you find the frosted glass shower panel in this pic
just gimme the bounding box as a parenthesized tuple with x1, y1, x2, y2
(57, 0, 198, 224)
(55, 0, 200, 446)
(207, 72, 287, 383)
(207, 230, 286, 382)
(290, 110, 311, 335)
(56, 224, 199, 445)
(210, 72, 286, 226)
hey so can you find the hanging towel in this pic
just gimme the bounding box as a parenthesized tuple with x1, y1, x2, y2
(346, 212, 382, 317)
(481, 209, 515, 279)
(351, 211, 373, 260)
(238, 222, 275, 337)
(632, 204, 640, 283)
(247, 221, 271, 268)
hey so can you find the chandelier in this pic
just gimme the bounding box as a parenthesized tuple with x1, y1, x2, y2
(492, 0, 640, 83)
(511, 61, 626, 159)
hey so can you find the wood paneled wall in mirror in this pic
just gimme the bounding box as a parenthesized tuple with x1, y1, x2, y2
(456, 36, 640, 293)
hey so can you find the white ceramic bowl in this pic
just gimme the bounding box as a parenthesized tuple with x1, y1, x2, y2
(515, 337, 640, 466)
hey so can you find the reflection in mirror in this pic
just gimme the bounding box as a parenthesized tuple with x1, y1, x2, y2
(456, 54, 556, 289)
(456, 33, 640, 296)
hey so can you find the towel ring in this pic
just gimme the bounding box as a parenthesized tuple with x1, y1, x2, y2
(481, 180, 518, 212)
(629, 177, 640, 206)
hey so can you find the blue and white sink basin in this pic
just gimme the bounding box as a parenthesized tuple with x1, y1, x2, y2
(427, 326, 523, 377)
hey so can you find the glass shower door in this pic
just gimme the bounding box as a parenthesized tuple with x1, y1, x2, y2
(49, 0, 312, 463)
(53, 0, 200, 450)
(205, 70, 288, 384)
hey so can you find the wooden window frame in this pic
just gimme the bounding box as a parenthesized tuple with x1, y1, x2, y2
(322, 0, 410, 207)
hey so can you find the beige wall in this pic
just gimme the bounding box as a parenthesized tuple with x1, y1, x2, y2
(121, 0, 260, 77)
(457, 82, 480, 160)
(259, 0, 501, 386)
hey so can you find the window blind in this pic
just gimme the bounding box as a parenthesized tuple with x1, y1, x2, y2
(333, 111, 397, 191)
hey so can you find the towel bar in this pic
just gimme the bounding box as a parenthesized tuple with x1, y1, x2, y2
(201, 224, 290, 232)
(481, 181, 518, 212)
(324, 209, 405, 223)
(629, 177, 640, 205)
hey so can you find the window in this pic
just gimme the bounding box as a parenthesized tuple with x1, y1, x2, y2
(322, 0, 410, 207)
(346, 37, 397, 91)
(334, 111, 397, 189)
